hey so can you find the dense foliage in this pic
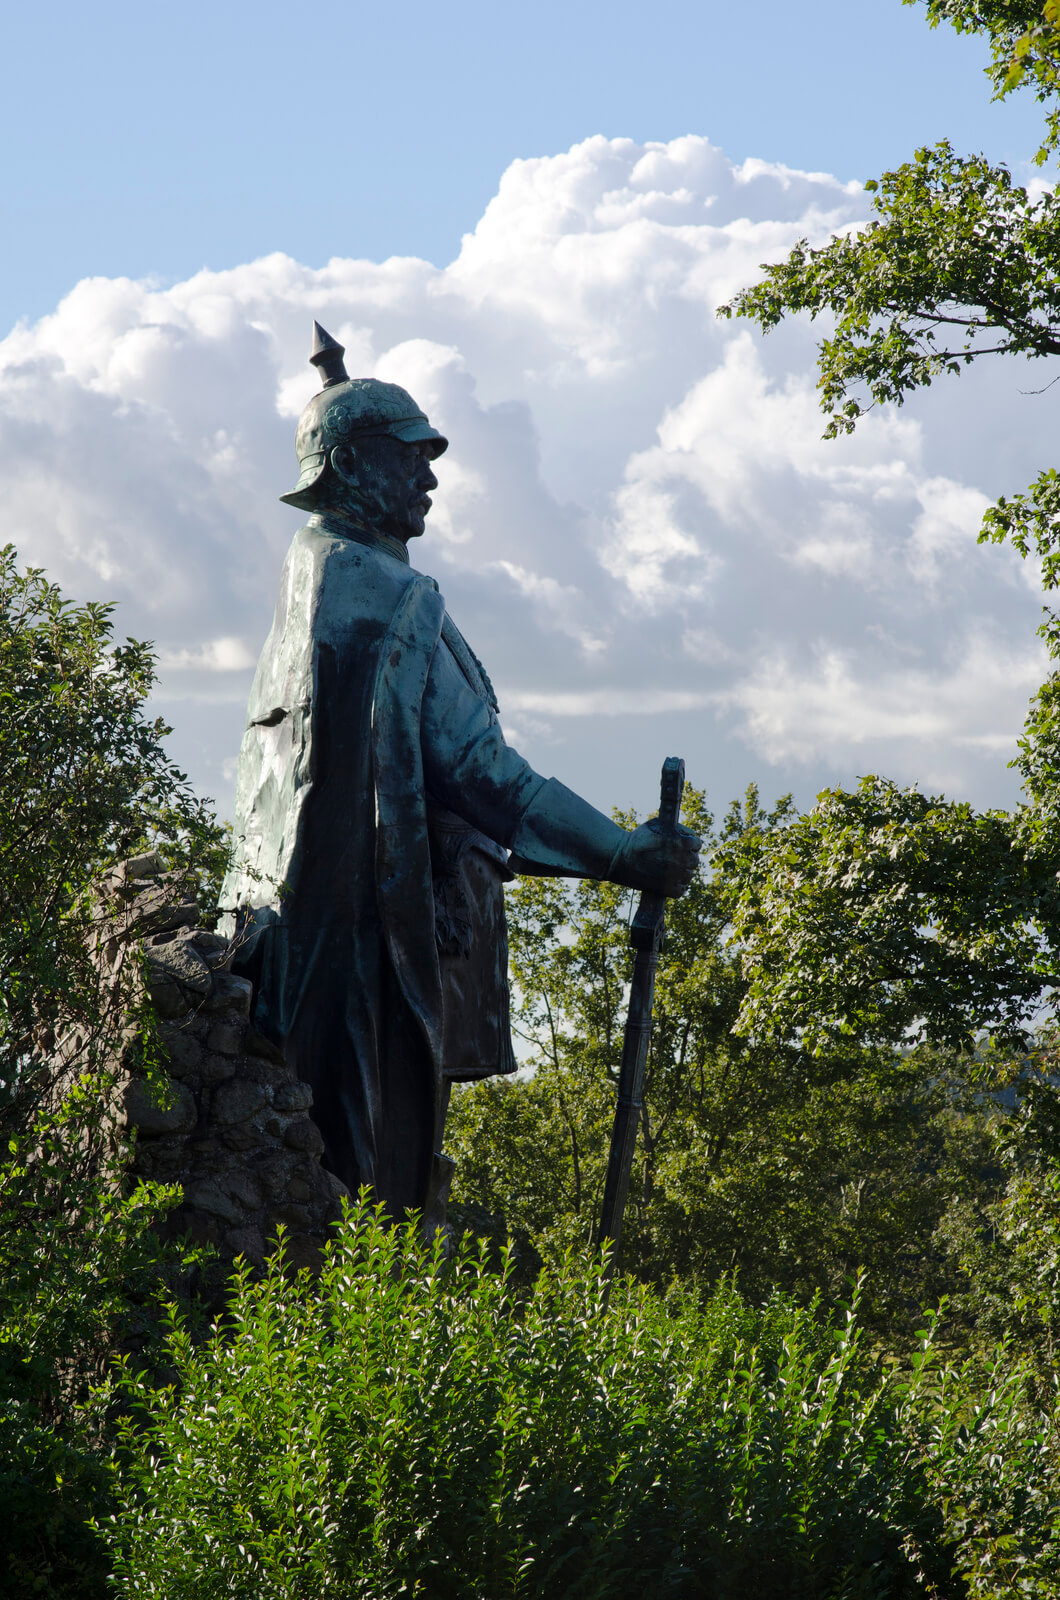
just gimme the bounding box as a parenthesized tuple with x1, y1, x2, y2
(447, 789, 1012, 1341)
(912, 1, 1060, 161)
(0, 543, 227, 1132)
(722, 143, 1060, 438)
(0, 548, 225, 1598)
(100, 1200, 967, 1599)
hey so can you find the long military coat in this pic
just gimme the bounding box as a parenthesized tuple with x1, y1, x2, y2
(219, 513, 550, 1210)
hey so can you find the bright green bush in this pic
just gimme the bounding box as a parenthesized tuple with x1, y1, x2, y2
(104, 1198, 961, 1599)
(901, 1326, 1060, 1598)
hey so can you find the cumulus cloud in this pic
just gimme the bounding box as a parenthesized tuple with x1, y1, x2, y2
(0, 134, 1050, 817)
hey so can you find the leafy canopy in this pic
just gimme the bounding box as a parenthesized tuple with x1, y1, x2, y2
(716, 775, 1060, 1056)
(913, 1, 1060, 160)
(0, 543, 226, 1126)
(720, 144, 1060, 437)
(448, 789, 1011, 1340)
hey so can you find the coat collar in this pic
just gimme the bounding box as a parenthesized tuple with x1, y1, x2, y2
(309, 509, 411, 565)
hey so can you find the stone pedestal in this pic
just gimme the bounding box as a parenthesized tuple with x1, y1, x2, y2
(102, 855, 347, 1271)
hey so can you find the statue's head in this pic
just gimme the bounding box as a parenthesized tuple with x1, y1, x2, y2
(280, 323, 448, 542)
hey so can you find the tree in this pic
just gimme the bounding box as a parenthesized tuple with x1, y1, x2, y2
(914, 1, 1060, 163)
(705, 1, 1060, 1056)
(0, 544, 227, 1129)
(0, 547, 226, 1599)
(447, 789, 1006, 1337)
(715, 775, 1060, 1056)
(720, 5, 1060, 552)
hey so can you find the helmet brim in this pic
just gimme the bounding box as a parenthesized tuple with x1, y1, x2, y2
(388, 419, 448, 458)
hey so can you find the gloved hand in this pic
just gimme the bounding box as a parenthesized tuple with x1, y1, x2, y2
(608, 818, 702, 898)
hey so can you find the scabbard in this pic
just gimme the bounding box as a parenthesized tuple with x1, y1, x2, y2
(598, 925, 661, 1248)
(596, 756, 684, 1284)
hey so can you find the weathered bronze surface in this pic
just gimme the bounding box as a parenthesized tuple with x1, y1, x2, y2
(220, 325, 700, 1224)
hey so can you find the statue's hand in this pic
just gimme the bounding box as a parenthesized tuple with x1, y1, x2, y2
(609, 819, 702, 898)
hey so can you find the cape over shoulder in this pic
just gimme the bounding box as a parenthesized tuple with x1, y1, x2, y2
(221, 520, 446, 925)
(244, 521, 437, 725)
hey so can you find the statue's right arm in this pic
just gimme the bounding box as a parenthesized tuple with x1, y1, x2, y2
(420, 640, 699, 897)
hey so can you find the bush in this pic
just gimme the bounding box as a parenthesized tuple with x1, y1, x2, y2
(0, 1088, 186, 1599)
(901, 1324, 1060, 1598)
(104, 1198, 962, 1599)
(0, 548, 225, 1597)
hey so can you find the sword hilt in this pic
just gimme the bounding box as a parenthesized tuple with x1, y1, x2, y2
(658, 755, 685, 833)
(631, 756, 686, 948)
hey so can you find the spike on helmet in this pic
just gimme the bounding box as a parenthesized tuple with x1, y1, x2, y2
(309, 321, 349, 388)
(280, 321, 448, 511)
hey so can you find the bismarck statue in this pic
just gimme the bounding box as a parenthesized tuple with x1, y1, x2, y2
(220, 323, 700, 1227)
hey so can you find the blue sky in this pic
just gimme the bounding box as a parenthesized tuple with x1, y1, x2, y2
(0, 0, 1055, 821)
(0, 0, 1044, 336)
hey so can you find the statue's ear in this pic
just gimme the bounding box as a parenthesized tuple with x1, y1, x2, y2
(330, 444, 353, 477)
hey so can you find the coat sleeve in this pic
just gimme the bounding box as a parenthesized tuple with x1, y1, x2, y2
(420, 634, 631, 879)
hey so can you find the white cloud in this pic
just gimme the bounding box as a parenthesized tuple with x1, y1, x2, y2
(0, 134, 1050, 817)
(724, 632, 1046, 783)
(158, 637, 258, 672)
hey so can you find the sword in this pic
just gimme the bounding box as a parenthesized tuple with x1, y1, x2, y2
(598, 756, 685, 1279)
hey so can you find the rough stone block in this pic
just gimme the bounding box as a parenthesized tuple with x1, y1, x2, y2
(147, 979, 191, 1020)
(213, 1078, 269, 1125)
(252, 1150, 298, 1197)
(283, 1118, 325, 1156)
(203, 972, 253, 1017)
(243, 1061, 289, 1089)
(207, 1020, 244, 1057)
(198, 1051, 237, 1085)
(146, 936, 212, 998)
(271, 1203, 311, 1231)
(224, 1225, 266, 1264)
(223, 1170, 265, 1210)
(120, 850, 165, 882)
(125, 1077, 196, 1136)
(324, 1169, 351, 1203)
(273, 1080, 313, 1113)
(244, 1027, 286, 1065)
(132, 1138, 188, 1180)
(186, 1180, 242, 1223)
(221, 1124, 263, 1152)
(160, 1026, 203, 1077)
(129, 885, 199, 938)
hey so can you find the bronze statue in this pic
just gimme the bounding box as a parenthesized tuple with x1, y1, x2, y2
(220, 323, 700, 1226)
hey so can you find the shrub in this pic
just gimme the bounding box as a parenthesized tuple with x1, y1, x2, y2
(0, 1088, 186, 1599)
(901, 1322, 1060, 1598)
(104, 1197, 960, 1599)
(0, 548, 225, 1597)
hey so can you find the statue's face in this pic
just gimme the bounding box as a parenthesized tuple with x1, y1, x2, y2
(330, 435, 439, 542)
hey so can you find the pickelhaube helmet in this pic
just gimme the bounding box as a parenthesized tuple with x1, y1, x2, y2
(279, 322, 448, 511)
